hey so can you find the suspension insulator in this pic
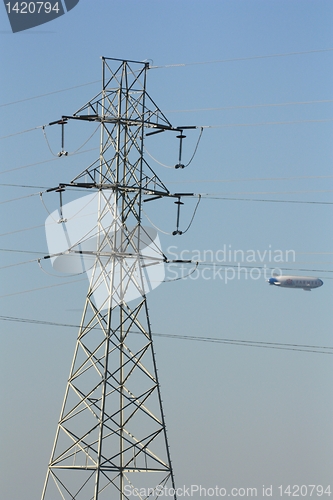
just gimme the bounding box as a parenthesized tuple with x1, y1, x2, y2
(174, 131, 186, 169)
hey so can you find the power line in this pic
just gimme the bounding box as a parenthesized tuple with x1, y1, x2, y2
(0, 156, 60, 175)
(2, 117, 332, 143)
(0, 189, 330, 209)
(0, 147, 98, 176)
(42, 122, 100, 156)
(0, 125, 44, 140)
(0, 196, 331, 240)
(0, 249, 332, 274)
(0, 248, 47, 255)
(0, 80, 100, 108)
(0, 121, 99, 147)
(2, 175, 332, 190)
(166, 99, 333, 114)
(201, 189, 333, 196)
(297, 252, 333, 255)
(0, 258, 330, 276)
(155, 332, 333, 355)
(1, 48, 332, 111)
(0, 223, 44, 238)
(166, 175, 333, 184)
(0, 314, 332, 355)
(0, 258, 39, 270)
(0, 247, 331, 260)
(0, 192, 41, 206)
(195, 262, 333, 274)
(0, 183, 50, 189)
(0, 278, 86, 299)
(0, 196, 331, 241)
(1, 49, 332, 109)
(0, 256, 330, 281)
(0, 248, 46, 255)
(200, 118, 333, 129)
(200, 195, 333, 205)
(150, 48, 333, 69)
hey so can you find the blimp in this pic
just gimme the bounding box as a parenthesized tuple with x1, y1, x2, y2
(267, 275, 323, 291)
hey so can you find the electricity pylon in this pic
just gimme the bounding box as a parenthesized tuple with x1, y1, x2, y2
(41, 57, 180, 500)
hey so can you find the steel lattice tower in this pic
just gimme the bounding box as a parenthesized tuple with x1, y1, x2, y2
(41, 57, 178, 500)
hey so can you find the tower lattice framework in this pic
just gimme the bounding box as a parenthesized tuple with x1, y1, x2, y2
(41, 57, 178, 500)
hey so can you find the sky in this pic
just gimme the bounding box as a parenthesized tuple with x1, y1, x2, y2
(0, 1, 332, 499)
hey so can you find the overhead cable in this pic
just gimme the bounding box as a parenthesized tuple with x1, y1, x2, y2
(1, 49, 332, 108)
(0, 125, 44, 140)
(144, 127, 203, 169)
(0, 197, 331, 240)
(201, 189, 333, 196)
(0, 189, 330, 210)
(2, 116, 331, 143)
(166, 175, 333, 184)
(0, 192, 41, 206)
(0, 258, 39, 270)
(183, 127, 203, 168)
(180, 194, 202, 234)
(200, 195, 333, 205)
(42, 123, 100, 157)
(0, 314, 332, 355)
(150, 48, 333, 69)
(163, 261, 199, 282)
(0, 250, 332, 275)
(0, 183, 50, 189)
(0, 80, 100, 108)
(0, 223, 44, 238)
(166, 99, 333, 114)
(0, 277, 86, 299)
(37, 258, 88, 278)
(0, 247, 331, 261)
(195, 262, 333, 274)
(1, 174, 331, 189)
(142, 209, 173, 234)
(0, 248, 46, 255)
(0, 147, 98, 176)
(200, 118, 333, 129)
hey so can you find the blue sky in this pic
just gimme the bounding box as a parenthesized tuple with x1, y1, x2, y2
(0, 1, 332, 499)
